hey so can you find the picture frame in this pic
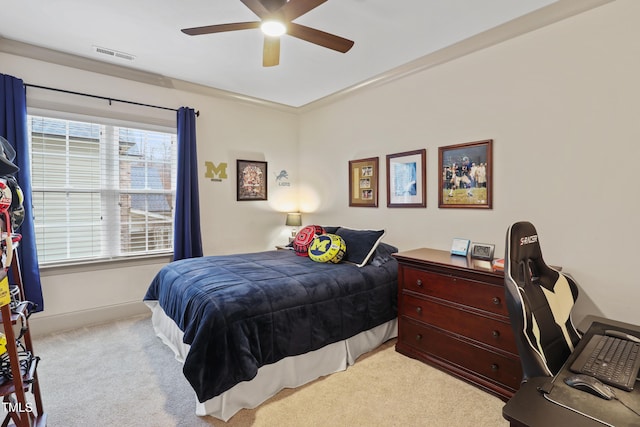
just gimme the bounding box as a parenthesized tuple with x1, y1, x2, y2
(470, 242, 495, 261)
(237, 159, 268, 201)
(451, 238, 471, 256)
(438, 139, 493, 209)
(349, 157, 379, 207)
(386, 149, 426, 208)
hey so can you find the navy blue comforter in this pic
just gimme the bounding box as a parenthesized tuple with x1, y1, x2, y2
(144, 249, 398, 403)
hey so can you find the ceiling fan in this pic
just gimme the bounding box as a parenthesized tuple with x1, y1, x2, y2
(181, 0, 354, 67)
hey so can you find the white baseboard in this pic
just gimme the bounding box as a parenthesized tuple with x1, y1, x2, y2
(28, 301, 151, 338)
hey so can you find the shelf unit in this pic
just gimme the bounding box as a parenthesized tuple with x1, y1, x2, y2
(0, 247, 46, 426)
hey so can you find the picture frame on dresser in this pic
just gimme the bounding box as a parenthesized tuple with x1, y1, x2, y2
(470, 242, 495, 261)
(386, 149, 426, 208)
(438, 139, 492, 209)
(349, 157, 379, 207)
(451, 238, 471, 256)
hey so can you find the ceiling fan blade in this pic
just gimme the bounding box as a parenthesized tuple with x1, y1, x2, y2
(240, 0, 271, 18)
(181, 22, 261, 36)
(280, 0, 328, 21)
(263, 37, 280, 67)
(287, 23, 354, 53)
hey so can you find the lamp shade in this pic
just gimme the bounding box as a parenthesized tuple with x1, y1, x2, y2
(285, 212, 302, 227)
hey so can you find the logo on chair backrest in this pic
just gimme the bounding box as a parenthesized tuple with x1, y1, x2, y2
(520, 234, 538, 245)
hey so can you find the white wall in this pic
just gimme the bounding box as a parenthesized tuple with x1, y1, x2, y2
(1, 52, 299, 335)
(298, 0, 640, 325)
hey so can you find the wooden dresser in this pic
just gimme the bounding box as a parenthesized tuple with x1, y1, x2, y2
(393, 247, 522, 401)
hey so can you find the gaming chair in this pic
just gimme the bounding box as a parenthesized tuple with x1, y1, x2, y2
(504, 221, 582, 382)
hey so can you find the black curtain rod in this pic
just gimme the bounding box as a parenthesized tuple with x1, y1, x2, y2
(24, 83, 199, 116)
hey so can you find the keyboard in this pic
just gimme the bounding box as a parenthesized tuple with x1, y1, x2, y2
(569, 334, 640, 391)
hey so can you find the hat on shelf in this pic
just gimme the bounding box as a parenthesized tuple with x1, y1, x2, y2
(0, 137, 19, 176)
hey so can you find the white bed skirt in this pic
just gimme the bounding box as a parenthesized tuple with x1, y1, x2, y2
(145, 300, 398, 421)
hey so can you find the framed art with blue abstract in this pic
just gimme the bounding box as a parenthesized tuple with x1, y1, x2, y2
(386, 149, 426, 208)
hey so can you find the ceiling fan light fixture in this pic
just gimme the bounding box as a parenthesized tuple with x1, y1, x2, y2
(261, 20, 286, 37)
(181, 0, 354, 67)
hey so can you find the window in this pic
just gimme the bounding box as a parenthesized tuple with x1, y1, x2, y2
(28, 115, 177, 265)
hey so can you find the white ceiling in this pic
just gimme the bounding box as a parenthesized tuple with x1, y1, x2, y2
(0, 0, 610, 108)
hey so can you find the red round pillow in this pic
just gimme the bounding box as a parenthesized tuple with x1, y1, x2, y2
(292, 225, 325, 257)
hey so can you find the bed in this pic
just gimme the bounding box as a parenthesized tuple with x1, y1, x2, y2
(143, 228, 399, 421)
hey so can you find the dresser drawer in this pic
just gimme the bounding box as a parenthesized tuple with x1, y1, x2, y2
(400, 294, 518, 355)
(402, 267, 508, 316)
(399, 318, 522, 391)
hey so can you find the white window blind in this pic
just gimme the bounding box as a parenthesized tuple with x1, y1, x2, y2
(28, 115, 177, 265)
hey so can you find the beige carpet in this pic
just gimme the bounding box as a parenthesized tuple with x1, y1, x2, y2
(30, 314, 508, 427)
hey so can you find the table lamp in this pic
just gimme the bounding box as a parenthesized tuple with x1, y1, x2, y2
(285, 212, 302, 238)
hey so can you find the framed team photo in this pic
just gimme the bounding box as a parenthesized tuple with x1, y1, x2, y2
(386, 149, 426, 208)
(438, 139, 492, 209)
(349, 157, 379, 207)
(237, 159, 268, 201)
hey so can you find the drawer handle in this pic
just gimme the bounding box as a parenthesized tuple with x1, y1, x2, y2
(416, 306, 422, 315)
(415, 334, 423, 342)
(492, 330, 500, 338)
(492, 297, 501, 305)
(491, 363, 499, 372)
(416, 279, 423, 287)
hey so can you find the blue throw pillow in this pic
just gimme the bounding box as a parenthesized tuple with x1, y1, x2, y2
(370, 242, 399, 267)
(335, 227, 385, 267)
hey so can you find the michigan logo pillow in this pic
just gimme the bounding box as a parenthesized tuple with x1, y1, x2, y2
(308, 234, 346, 263)
(293, 225, 325, 257)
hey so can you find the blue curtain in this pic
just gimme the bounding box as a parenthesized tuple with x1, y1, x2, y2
(173, 107, 202, 260)
(0, 73, 44, 311)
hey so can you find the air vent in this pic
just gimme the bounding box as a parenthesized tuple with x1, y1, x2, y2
(92, 45, 135, 61)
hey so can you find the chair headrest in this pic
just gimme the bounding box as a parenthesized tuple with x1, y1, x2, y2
(507, 221, 543, 264)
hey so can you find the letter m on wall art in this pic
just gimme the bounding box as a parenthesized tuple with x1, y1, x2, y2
(205, 161, 228, 181)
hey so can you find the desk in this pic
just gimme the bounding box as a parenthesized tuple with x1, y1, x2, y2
(503, 377, 609, 427)
(503, 318, 640, 427)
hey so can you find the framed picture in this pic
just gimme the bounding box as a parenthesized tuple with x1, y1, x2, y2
(470, 242, 495, 261)
(386, 149, 426, 208)
(237, 159, 267, 201)
(349, 157, 379, 207)
(438, 139, 493, 209)
(451, 238, 471, 256)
